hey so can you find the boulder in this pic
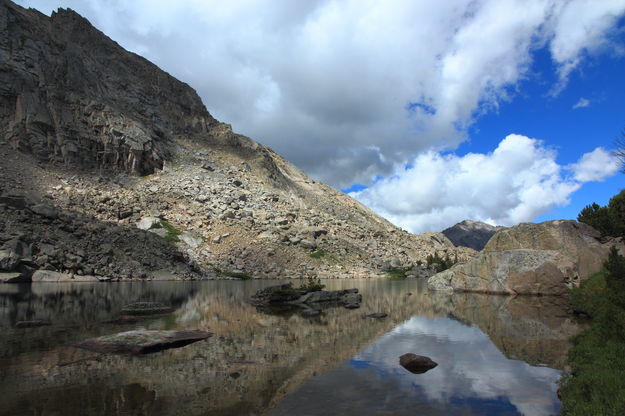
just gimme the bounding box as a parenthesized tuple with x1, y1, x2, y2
(399, 353, 438, 374)
(0, 238, 30, 271)
(29, 203, 58, 219)
(136, 216, 161, 230)
(0, 272, 28, 283)
(0, 249, 20, 271)
(151, 269, 177, 281)
(74, 330, 211, 354)
(428, 220, 615, 295)
(299, 239, 317, 250)
(180, 232, 203, 248)
(32, 270, 69, 282)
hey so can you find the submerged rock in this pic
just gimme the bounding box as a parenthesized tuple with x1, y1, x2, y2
(250, 283, 362, 312)
(103, 315, 139, 324)
(250, 284, 301, 305)
(121, 302, 172, 315)
(15, 320, 52, 328)
(75, 330, 212, 354)
(365, 313, 388, 319)
(399, 353, 438, 374)
(300, 309, 321, 317)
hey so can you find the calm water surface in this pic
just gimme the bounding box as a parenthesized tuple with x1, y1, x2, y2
(0, 279, 577, 415)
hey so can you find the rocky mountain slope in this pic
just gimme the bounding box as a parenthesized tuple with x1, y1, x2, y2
(442, 220, 504, 251)
(0, 1, 475, 281)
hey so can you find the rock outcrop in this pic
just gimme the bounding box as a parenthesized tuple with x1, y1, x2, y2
(442, 220, 504, 251)
(0, 1, 476, 281)
(428, 220, 617, 295)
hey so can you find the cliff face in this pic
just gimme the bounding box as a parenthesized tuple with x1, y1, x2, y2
(0, 1, 475, 281)
(1, 2, 220, 174)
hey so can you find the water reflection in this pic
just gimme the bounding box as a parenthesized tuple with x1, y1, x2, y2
(268, 316, 561, 416)
(0, 280, 574, 415)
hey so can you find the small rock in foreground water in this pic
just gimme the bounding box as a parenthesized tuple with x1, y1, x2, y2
(399, 353, 438, 374)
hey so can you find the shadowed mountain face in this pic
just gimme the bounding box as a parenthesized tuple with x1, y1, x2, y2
(0, 0, 476, 280)
(442, 220, 504, 251)
(1, 1, 217, 174)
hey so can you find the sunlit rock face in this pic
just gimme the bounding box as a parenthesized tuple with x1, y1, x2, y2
(0, 280, 578, 415)
(429, 220, 617, 295)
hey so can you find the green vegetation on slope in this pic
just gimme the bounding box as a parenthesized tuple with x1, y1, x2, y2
(210, 265, 252, 280)
(426, 252, 456, 271)
(384, 266, 411, 279)
(577, 189, 625, 238)
(559, 247, 625, 415)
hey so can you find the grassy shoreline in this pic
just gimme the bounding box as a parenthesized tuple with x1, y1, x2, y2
(559, 248, 625, 415)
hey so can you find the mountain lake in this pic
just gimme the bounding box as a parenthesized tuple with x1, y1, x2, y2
(0, 279, 575, 416)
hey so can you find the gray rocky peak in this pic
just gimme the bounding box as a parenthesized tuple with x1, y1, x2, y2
(442, 219, 504, 251)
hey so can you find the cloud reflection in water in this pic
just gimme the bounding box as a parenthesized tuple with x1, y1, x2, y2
(267, 316, 562, 416)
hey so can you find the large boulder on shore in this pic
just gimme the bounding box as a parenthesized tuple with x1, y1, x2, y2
(428, 220, 616, 295)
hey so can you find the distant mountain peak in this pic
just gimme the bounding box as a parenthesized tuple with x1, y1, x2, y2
(442, 220, 504, 251)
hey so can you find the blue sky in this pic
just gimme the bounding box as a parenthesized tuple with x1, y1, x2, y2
(18, 0, 625, 233)
(453, 40, 625, 222)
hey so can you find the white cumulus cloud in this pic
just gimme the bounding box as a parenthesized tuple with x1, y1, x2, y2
(350, 135, 618, 233)
(570, 147, 620, 182)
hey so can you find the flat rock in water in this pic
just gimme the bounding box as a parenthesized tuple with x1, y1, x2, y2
(300, 309, 321, 317)
(16, 320, 52, 328)
(75, 330, 212, 354)
(399, 353, 438, 374)
(103, 315, 139, 324)
(121, 302, 172, 315)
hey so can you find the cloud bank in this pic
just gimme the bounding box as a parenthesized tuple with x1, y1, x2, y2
(350, 135, 619, 233)
(17, 0, 625, 188)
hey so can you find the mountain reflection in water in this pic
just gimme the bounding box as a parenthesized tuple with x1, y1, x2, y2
(0, 280, 574, 416)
